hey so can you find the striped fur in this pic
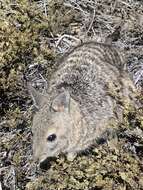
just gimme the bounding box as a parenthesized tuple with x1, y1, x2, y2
(31, 42, 137, 163)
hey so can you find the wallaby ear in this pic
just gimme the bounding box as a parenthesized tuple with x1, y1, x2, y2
(27, 83, 48, 109)
(51, 90, 70, 112)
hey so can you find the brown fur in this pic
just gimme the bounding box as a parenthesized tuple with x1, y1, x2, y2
(29, 42, 138, 163)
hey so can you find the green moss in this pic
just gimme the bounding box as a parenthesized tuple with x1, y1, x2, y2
(0, 0, 80, 126)
(25, 143, 142, 190)
(47, 0, 80, 35)
(0, 0, 55, 126)
(0, 1, 143, 190)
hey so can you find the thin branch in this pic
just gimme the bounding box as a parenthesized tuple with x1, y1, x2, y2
(43, 0, 47, 17)
(86, 8, 96, 35)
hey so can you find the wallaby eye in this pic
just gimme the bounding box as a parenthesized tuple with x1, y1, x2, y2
(47, 134, 56, 142)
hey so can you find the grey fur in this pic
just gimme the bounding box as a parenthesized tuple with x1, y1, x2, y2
(30, 42, 137, 163)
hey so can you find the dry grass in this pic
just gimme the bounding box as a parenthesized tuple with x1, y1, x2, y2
(0, 0, 143, 189)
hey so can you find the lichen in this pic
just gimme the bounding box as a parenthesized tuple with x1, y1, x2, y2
(0, 0, 143, 190)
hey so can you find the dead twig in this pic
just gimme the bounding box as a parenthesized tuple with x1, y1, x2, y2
(86, 8, 96, 35)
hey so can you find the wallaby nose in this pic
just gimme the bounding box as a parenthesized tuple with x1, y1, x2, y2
(39, 157, 57, 170)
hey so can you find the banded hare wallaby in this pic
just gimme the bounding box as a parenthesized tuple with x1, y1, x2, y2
(29, 42, 137, 166)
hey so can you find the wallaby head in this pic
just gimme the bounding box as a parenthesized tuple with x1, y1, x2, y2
(29, 85, 85, 164)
